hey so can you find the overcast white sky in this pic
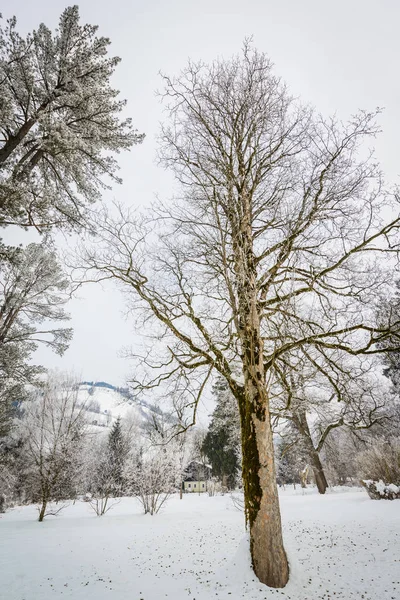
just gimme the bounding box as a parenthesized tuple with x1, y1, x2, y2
(4, 0, 400, 402)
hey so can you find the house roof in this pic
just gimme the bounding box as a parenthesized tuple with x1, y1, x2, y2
(183, 461, 212, 482)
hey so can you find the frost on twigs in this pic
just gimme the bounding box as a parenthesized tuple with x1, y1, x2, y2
(0, 5, 144, 232)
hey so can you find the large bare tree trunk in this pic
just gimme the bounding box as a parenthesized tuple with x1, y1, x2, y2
(233, 199, 289, 588)
(240, 385, 289, 587)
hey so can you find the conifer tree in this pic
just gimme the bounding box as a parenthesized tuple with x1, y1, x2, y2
(0, 243, 72, 434)
(202, 378, 241, 489)
(0, 5, 144, 232)
(106, 417, 127, 494)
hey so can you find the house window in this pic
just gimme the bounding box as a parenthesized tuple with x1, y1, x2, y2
(202, 483, 205, 488)
(188, 483, 191, 488)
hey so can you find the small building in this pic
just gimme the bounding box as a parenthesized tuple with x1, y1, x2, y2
(183, 461, 212, 493)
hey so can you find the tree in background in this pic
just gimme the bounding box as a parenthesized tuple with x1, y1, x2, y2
(19, 373, 88, 521)
(379, 282, 400, 426)
(82, 417, 129, 515)
(105, 417, 128, 494)
(202, 378, 241, 489)
(275, 420, 310, 488)
(321, 427, 362, 486)
(270, 354, 389, 494)
(124, 438, 181, 515)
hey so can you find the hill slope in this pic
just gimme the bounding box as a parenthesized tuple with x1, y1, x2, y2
(77, 383, 162, 430)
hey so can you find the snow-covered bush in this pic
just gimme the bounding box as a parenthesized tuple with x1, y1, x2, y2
(88, 494, 120, 516)
(356, 439, 400, 485)
(357, 439, 400, 500)
(125, 444, 179, 515)
(361, 480, 400, 500)
(207, 477, 223, 497)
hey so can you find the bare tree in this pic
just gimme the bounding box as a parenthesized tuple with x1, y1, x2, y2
(77, 46, 400, 587)
(141, 399, 195, 501)
(271, 352, 389, 494)
(20, 373, 88, 521)
(124, 439, 180, 515)
(83, 437, 122, 516)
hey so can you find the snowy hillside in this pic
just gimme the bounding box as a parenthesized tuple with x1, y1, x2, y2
(77, 383, 164, 430)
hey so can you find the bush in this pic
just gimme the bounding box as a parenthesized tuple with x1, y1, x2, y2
(207, 477, 223, 497)
(357, 439, 400, 485)
(361, 480, 400, 500)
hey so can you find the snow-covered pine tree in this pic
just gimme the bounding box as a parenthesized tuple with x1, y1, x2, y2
(0, 5, 144, 232)
(85, 416, 129, 514)
(106, 417, 128, 494)
(0, 6, 143, 436)
(275, 420, 310, 488)
(0, 244, 72, 435)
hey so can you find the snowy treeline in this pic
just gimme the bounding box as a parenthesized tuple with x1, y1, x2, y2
(0, 373, 204, 518)
(201, 376, 400, 496)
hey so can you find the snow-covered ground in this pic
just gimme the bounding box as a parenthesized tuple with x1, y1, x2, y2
(1, 487, 399, 600)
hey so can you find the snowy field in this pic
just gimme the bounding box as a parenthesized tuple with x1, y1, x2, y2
(1, 487, 399, 600)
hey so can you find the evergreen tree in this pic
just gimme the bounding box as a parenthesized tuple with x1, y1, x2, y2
(107, 417, 127, 493)
(0, 5, 144, 232)
(202, 378, 241, 489)
(0, 243, 72, 434)
(91, 417, 128, 500)
(275, 421, 310, 487)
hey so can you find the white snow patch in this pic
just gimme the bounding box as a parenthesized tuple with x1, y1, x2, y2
(1, 487, 399, 600)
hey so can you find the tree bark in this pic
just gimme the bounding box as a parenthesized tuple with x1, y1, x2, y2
(292, 410, 328, 495)
(38, 498, 47, 522)
(232, 194, 289, 588)
(309, 448, 329, 495)
(238, 363, 289, 587)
